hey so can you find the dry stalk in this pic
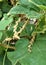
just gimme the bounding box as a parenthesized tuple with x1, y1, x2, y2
(18, 20, 28, 34)
(3, 18, 28, 44)
(2, 37, 13, 43)
(2, 18, 21, 43)
(28, 33, 36, 52)
(13, 18, 21, 39)
(10, 0, 18, 6)
(10, 0, 15, 5)
(0, 43, 15, 50)
(13, 18, 21, 32)
(13, 20, 28, 39)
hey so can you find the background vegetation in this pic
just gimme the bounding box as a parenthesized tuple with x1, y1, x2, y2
(0, 0, 46, 65)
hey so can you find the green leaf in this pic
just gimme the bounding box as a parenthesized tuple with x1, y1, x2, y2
(31, 0, 46, 10)
(9, 5, 42, 19)
(19, 0, 40, 11)
(7, 38, 29, 65)
(0, 54, 12, 65)
(0, 16, 13, 31)
(7, 33, 46, 65)
(20, 24, 35, 36)
(31, 0, 46, 6)
(39, 5, 46, 10)
(1, 1, 12, 13)
(18, 34, 46, 65)
(34, 15, 46, 33)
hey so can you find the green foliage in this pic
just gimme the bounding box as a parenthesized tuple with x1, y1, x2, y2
(0, 0, 46, 65)
(0, 16, 13, 30)
(7, 35, 46, 65)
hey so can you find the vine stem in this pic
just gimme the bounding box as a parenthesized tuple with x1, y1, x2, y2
(13, 18, 21, 32)
(0, 43, 15, 50)
(13, 19, 28, 40)
(28, 33, 36, 52)
(18, 20, 28, 34)
(2, 43, 9, 65)
(3, 50, 7, 65)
